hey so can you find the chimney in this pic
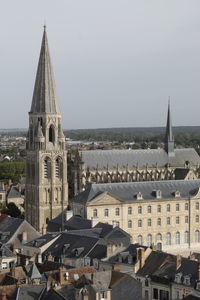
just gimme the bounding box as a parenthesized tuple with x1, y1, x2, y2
(91, 217, 99, 228)
(38, 254, 42, 264)
(22, 231, 27, 243)
(137, 247, 145, 269)
(42, 226, 46, 235)
(176, 254, 182, 270)
(197, 261, 200, 280)
(66, 210, 73, 221)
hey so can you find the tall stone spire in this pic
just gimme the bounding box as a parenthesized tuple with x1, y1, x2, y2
(164, 99, 175, 156)
(26, 27, 68, 232)
(30, 25, 60, 114)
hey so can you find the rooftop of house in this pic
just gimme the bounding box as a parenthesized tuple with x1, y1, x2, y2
(0, 215, 24, 244)
(137, 251, 199, 287)
(47, 214, 92, 232)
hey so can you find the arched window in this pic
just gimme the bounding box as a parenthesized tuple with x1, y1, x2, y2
(185, 203, 189, 211)
(175, 232, 180, 245)
(176, 203, 180, 211)
(147, 205, 152, 213)
(128, 207, 132, 215)
(44, 157, 51, 179)
(128, 220, 132, 228)
(138, 206, 142, 214)
(167, 217, 170, 225)
(115, 208, 120, 216)
(167, 204, 170, 212)
(184, 231, 189, 244)
(55, 157, 62, 178)
(138, 219, 142, 227)
(157, 233, 162, 241)
(104, 209, 109, 217)
(138, 235, 143, 245)
(196, 202, 199, 210)
(157, 218, 161, 226)
(195, 230, 200, 243)
(196, 215, 199, 223)
(93, 209, 97, 217)
(147, 234, 152, 247)
(49, 124, 55, 143)
(166, 232, 171, 245)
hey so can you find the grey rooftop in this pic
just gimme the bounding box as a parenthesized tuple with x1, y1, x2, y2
(80, 148, 200, 170)
(71, 179, 200, 204)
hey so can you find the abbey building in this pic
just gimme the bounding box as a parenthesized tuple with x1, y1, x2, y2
(69, 104, 200, 197)
(25, 27, 68, 232)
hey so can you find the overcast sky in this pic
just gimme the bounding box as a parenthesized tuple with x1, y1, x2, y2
(0, 0, 200, 129)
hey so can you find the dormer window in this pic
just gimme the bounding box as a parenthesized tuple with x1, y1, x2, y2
(136, 192, 143, 200)
(183, 275, 191, 286)
(174, 273, 182, 284)
(156, 190, 162, 199)
(196, 281, 200, 290)
(175, 191, 180, 198)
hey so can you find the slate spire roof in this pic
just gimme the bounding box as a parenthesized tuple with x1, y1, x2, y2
(30, 26, 60, 114)
(164, 99, 174, 154)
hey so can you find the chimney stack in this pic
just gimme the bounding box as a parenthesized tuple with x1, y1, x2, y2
(137, 247, 145, 269)
(91, 217, 99, 228)
(176, 254, 182, 270)
(66, 210, 73, 221)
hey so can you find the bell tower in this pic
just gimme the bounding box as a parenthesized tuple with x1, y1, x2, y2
(25, 26, 68, 232)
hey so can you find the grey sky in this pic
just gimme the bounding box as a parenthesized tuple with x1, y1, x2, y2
(0, 0, 200, 129)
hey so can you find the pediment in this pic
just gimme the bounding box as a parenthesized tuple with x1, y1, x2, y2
(87, 192, 123, 206)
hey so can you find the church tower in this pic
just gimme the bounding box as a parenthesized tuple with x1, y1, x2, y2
(164, 100, 175, 157)
(25, 27, 68, 232)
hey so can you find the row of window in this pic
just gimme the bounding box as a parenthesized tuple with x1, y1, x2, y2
(137, 230, 200, 246)
(136, 215, 200, 227)
(93, 202, 200, 217)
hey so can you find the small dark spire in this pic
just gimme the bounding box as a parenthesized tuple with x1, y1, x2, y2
(164, 98, 175, 156)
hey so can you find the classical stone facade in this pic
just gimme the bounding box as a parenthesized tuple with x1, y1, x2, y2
(68, 105, 200, 197)
(70, 180, 200, 253)
(25, 27, 68, 232)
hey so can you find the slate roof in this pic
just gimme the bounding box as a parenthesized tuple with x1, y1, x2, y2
(108, 244, 147, 265)
(80, 148, 200, 169)
(71, 179, 200, 204)
(17, 285, 46, 300)
(26, 262, 42, 279)
(0, 216, 23, 244)
(47, 214, 92, 232)
(43, 232, 99, 259)
(137, 251, 199, 287)
(94, 222, 113, 237)
(174, 168, 191, 180)
(25, 233, 60, 248)
(0, 244, 16, 258)
(7, 186, 21, 198)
